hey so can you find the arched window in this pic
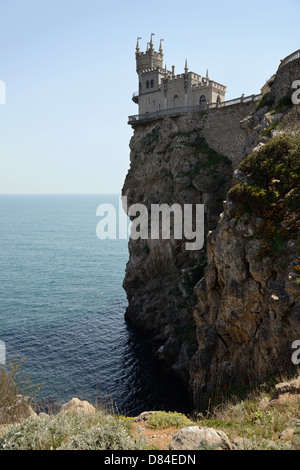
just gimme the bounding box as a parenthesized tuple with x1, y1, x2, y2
(199, 95, 206, 108)
(174, 95, 179, 107)
(150, 79, 154, 88)
(146, 80, 150, 89)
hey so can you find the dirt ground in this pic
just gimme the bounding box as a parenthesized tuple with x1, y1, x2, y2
(132, 423, 179, 450)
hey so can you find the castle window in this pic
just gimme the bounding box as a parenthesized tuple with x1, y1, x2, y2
(139, 82, 142, 92)
(146, 80, 150, 89)
(174, 95, 179, 107)
(199, 95, 206, 108)
(150, 79, 154, 88)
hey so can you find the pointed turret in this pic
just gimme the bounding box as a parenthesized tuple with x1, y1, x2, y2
(150, 33, 155, 50)
(136, 37, 141, 53)
(185, 59, 188, 74)
(135, 36, 163, 75)
(159, 39, 164, 55)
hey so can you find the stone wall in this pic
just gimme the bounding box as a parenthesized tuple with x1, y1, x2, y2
(135, 100, 257, 170)
(271, 58, 300, 102)
(197, 101, 257, 169)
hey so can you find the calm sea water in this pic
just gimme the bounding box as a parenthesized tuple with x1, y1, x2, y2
(0, 195, 189, 416)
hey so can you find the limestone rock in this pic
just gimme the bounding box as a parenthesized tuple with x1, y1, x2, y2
(191, 208, 300, 408)
(59, 398, 96, 416)
(169, 426, 232, 451)
(122, 117, 233, 386)
(259, 397, 270, 412)
(279, 428, 295, 441)
(134, 411, 156, 422)
(273, 376, 300, 399)
(231, 437, 252, 450)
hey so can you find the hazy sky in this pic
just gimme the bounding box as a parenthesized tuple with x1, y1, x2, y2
(0, 0, 299, 194)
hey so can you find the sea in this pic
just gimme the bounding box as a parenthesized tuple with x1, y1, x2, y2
(0, 194, 189, 416)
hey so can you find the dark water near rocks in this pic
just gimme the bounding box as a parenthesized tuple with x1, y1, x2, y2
(0, 195, 189, 416)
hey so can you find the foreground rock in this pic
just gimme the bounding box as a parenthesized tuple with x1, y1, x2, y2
(59, 398, 96, 416)
(169, 426, 232, 451)
(273, 376, 300, 399)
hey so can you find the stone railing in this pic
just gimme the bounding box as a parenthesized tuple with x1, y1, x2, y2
(128, 93, 261, 125)
(278, 49, 300, 69)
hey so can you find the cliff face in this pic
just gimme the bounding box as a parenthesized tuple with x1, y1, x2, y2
(192, 207, 299, 407)
(122, 116, 232, 386)
(122, 61, 300, 410)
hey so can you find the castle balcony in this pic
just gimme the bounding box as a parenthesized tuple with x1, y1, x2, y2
(128, 93, 262, 127)
(132, 91, 139, 104)
(278, 49, 300, 69)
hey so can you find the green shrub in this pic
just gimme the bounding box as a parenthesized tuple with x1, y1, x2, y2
(228, 183, 269, 215)
(58, 417, 145, 450)
(229, 135, 300, 218)
(254, 91, 274, 112)
(147, 411, 192, 429)
(0, 412, 105, 450)
(239, 135, 300, 196)
(0, 411, 143, 451)
(285, 187, 300, 212)
(228, 134, 299, 260)
(271, 95, 293, 114)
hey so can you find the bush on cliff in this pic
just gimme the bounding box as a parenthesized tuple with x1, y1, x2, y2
(0, 412, 145, 451)
(229, 134, 300, 220)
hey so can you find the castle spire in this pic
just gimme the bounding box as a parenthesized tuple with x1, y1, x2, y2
(185, 58, 188, 74)
(150, 33, 155, 49)
(159, 39, 164, 55)
(136, 37, 141, 53)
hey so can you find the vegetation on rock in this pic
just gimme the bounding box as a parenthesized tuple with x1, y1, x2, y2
(228, 134, 299, 261)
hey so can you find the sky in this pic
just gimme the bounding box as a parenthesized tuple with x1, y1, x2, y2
(0, 0, 299, 194)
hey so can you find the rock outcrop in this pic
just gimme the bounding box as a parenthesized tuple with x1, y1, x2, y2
(191, 209, 299, 408)
(59, 397, 96, 416)
(169, 426, 232, 450)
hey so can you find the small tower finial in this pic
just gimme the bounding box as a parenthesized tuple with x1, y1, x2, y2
(185, 59, 188, 74)
(150, 33, 155, 49)
(159, 39, 164, 54)
(136, 37, 141, 53)
(206, 69, 209, 79)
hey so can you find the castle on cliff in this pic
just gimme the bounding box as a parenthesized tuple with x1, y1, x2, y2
(133, 35, 227, 115)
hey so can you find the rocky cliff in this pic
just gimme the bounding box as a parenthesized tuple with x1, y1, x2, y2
(122, 60, 300, 410)
(122, 116, 232, 388)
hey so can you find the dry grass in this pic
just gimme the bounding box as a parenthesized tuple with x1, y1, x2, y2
(0, 358, 41, 425)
